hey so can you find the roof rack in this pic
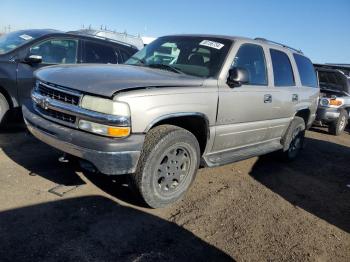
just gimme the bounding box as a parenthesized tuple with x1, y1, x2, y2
(67, 29, 144, 50)
(254, 37, 303, 54)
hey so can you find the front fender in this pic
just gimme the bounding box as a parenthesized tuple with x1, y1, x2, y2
(115, 87, 218, 133)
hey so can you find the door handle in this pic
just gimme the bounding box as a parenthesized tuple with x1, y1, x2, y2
(264, 94, 272, 103)
(292, 94, 299, 102)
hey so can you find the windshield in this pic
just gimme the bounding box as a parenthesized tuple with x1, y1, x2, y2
(125, 36, 232, 78)
(0, 30, 47, 55)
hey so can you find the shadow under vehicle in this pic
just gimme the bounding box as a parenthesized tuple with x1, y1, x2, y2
(0, 196, 233, 262)
(250, 135, 350, 233)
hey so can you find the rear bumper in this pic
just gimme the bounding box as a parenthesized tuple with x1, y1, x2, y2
(22, 103, 144, 175)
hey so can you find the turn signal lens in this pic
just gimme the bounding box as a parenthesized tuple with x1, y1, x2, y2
(107, 126, 130, 137)
(79, 119, 130, 138)
(329, 99, 343, 106)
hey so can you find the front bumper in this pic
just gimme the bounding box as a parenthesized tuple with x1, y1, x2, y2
(316, 107, 343, 122)
(22, 102, 144, 175)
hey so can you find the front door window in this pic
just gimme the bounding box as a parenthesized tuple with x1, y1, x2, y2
(30, 38, 78, 64)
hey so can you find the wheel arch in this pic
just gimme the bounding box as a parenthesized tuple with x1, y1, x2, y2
(145, 112, 210, 155)
(294, 108, 311, 128)
(342, 106, 350, 117)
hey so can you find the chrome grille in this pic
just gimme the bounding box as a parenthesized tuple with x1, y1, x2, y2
(36, 106, 76, 124)
(38, 82, 80, 106)
(34, 81, 81, 125)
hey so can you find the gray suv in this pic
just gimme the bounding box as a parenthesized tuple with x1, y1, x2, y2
(23, 35, 319, 208)
(314, 64, 350, 135)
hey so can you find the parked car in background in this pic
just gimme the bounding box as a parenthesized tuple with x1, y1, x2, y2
(314, 64, 350, 135)
(23, 35, 319, 208)
(70, 29, 144, 50)
(0, 29, 139, 126)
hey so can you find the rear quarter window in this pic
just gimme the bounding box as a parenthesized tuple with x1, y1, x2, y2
(83, 40, 119, 64)
(293, 54, 318, 88)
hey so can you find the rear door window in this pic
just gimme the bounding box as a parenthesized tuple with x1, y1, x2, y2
(83, 41, 119, 64)
(293, 54, 318, 88)
(270, 49, 295, 86)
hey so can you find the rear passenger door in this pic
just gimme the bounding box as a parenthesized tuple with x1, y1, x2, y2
(214, 43, 273, 152)
(266, 49, 298, 140)
(82, 40, 120, 64)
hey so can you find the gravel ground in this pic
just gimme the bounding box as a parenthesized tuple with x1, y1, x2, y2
(0, 123, 349, 261)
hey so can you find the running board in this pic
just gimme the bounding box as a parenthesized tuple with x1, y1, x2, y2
(204, 140, 283, 167)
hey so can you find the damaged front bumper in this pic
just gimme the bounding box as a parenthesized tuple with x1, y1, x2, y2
(22, 102, 144, 175)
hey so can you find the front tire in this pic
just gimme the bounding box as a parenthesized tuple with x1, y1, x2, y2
(130, 125, 200, 208)
(0, 92, 9, 127)
(329, 109, 348, 136)
(281, 116, 305, 161)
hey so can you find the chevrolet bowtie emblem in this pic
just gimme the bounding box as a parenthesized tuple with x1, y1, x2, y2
(40, 97, 50, 110)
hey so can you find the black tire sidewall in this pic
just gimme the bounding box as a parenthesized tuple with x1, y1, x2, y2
(333, 109, 348, 135)
(139, 128, 200, 208)
(287, 126, 305, 159)
(0, 92, 9, 125)
(282, 117, 305, 161)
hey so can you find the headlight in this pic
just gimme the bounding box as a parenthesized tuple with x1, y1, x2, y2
(79, 119, 130, 137)
(320, 97, 344, 108)
(320, 98, 329, 106)
(81, 95, 130, 116)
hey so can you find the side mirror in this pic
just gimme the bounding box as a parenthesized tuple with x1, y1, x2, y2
(23, 55, 42, 65)
(227, 67, 249, 87)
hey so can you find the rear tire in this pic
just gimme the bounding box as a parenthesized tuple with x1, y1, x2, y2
(130, 125, 200, 208)
(0, 92, 10, 127)
(281, 116, 305, 161)
(328, 109, 348, 136)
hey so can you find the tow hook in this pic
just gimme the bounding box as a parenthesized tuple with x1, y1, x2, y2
(58, 153, 70, 163)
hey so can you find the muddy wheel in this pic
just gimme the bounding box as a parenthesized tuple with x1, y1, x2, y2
(0, 92, 9, 127)
(281, 116, 305, 161)
(329, 109, 348, 136)
(130, 125, 200, 208)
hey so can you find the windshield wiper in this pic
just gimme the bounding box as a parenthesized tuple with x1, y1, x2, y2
(148, 63, 185, 74)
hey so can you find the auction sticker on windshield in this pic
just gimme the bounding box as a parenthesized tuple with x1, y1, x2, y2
(19, 34, 33, 41)
(199, 40, 224, 49)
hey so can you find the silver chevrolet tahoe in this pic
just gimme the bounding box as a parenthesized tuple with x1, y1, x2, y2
(23, 35, 319, 208)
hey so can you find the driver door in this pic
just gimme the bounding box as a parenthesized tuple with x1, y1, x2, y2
(213, 43, 274, 152)
(16, 38, 79, 105)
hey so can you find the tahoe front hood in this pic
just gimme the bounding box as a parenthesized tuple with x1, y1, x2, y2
(35, 64, 204, 97)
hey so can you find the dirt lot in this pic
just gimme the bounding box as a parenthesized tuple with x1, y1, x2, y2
(0, 123, 349, 262)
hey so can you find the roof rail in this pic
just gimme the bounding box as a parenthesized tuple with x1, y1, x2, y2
(254, 37, 303, 54)
(68, 29, 144, 50)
